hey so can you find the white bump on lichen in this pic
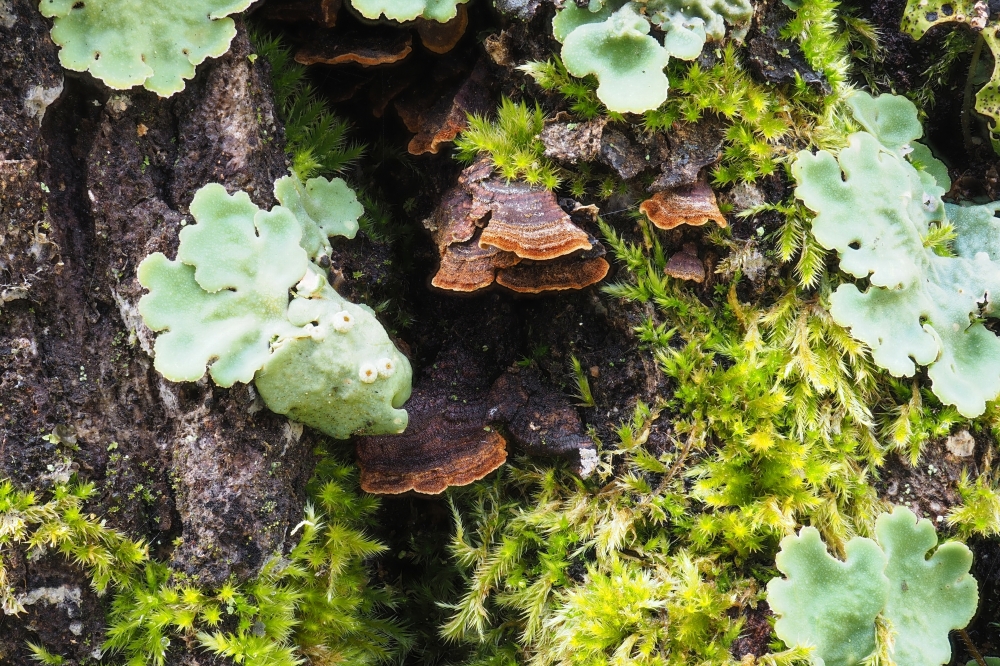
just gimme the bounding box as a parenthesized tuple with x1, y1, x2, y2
(295, 270, 322, 296)
(377, 357, 396, 378)
(359, 362, 378, 384)
(331, 310, 354, 332)
(23, 81, 64, 124)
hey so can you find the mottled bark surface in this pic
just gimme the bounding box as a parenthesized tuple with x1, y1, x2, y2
(1, 1, 317, 659)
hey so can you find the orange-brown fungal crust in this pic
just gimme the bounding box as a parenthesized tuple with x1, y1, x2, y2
(295, 31, 412, 67)
(497, 256, 610, 293)
(664, 244, 706, 283)
(396, 60, 490, 155)
(356, 346, 508, 495)
(431, 238, 521, 292)
(357, 411, 507, 494)
(474, 178, 593, 260)
(258, 0, 341, 27)
(426, 160, 608, 293)
(356, 347, 596, 495)
(416, 4, 469, 54)
(640, 180, 728, 230)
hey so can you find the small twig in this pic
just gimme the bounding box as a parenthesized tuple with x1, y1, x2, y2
(959, 628, 988, 666)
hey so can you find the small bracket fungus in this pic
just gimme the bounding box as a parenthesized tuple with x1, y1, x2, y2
(664, 243, 706, 283)
(138, 179, 411, 439)
(640, 179, 728, 230)
(767, 506, 978, 666)
(423, 160, 609, 293)
(550, 0, 752, 113)
(348, 0, 470, 23)
(794, 91, 1000, 417)
(395, 61, 491, 155)
(294, 30, 414, 67)
(38, 0, 253, 97)
(356, 347, 596, 494)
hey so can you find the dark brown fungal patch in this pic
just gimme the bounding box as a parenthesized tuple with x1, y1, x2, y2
(294, 29, 412, 66)
(495, 246, 610, 294)
(640, 180, 728, 230)
(415, 4, 469, 54)
(395, 59, 491, 155)
(432, 234, 521, 292)
(664, 243, 707, 283)
(356, 348, 596, 494)
(257, 0, 341, 27)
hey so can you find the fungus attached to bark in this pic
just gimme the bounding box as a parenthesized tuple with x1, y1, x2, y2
(294, 30, 413, 66)
(416, 4, 469, 54)
(356, 347, 597, 494)
(424, 159, 609, 293)
(395, 60, 491, 155)
(640, 179, 728, 230)
(258, 0, 342, 27)
(664, 243, 706, 283)
(356, 402, 508, 494)
(432, 235, 521, 292)
(495, 244, 609, 293)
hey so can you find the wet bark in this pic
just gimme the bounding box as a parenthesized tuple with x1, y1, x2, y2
(1, 1, 319, 660)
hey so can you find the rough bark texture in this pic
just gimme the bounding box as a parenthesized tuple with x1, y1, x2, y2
(1, 1, 317, 659)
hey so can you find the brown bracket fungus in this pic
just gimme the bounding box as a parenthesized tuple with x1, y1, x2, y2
(664, 243, 706, 283)
(356, 347, 597, 494)
(494, 242, 609, 293)
(424, 159, 610, 293)
(640, 179, 727, 230)
(395, 60, 491, 155)
(430, 233, 521, 292)
(415, 4, 469, 54)
(295, 30, 413, 66)
(258, 0, 342, 27)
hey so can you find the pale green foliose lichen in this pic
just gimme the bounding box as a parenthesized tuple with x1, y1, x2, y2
(793, 91, 1000, 417)
(137, 181, 411, 439)
(273, 174, 362, 260)
(551, 0, 752, 113)
(767, 506, 978, 666)
(348, 0, 469, 22)
(38, 0, 253, 97)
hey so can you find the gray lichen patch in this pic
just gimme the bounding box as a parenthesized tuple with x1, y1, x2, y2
(0, 0, 15, 28)
(22, 80, 64, 124)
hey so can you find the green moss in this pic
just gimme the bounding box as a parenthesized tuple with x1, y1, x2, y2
(454, 98, 563, 189)
(250, 32, 365, 181)
(0, 456, 404, 666)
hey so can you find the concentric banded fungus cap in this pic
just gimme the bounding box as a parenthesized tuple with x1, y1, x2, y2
(295, 30, 412, 66)
(357, 409, 508, 493)
(432, 236, 520, 292)
(640, 179, 728, 230)
(475, 179, 593, 260)
(425, 160, 610, 293)
(495, 240, 609, 293)
(416, 4, 469, 54)
(664, 243, 706, 283)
